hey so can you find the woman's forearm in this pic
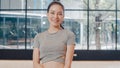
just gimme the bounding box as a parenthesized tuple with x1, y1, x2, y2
(33, 48, 43, 68)
(64, 45, 75, 68)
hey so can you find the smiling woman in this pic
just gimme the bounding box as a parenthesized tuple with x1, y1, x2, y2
(32, 1, 75, 68)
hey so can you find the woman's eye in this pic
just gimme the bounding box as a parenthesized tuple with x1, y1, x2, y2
(58, 12, 63, 15)
(50, 12, 54, 14)
(58, 13, 62, 15)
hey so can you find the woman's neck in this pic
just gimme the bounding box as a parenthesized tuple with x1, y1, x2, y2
(48, 25, 62, 33)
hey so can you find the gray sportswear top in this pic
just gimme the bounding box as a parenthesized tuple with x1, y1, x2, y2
(33, 29, 75, 64)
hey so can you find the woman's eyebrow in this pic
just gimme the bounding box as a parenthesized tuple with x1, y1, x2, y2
(50, 10, 63, 13)
(49, 9, 55, 11)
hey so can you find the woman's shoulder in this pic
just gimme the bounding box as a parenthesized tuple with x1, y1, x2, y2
(63, 29, 75, 35)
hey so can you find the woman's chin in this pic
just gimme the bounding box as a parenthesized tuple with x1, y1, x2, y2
(52, 23, 60, 27)
(53, 25, 59, 27)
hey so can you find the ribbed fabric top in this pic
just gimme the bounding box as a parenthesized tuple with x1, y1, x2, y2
(33, 29, 75, 64)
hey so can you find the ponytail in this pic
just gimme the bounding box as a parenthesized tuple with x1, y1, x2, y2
(60, 24, 64, 29)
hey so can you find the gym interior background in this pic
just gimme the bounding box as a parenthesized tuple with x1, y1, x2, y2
(0, 0, 120, 61)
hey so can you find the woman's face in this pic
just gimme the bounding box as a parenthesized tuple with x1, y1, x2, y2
(47, 4, 64, 27)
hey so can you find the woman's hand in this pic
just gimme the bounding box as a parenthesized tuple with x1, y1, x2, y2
(39, 64, 44, 68)
(64, 65, 71, 68)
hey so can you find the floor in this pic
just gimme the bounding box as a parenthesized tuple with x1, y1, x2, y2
(0, 60, 120, 68)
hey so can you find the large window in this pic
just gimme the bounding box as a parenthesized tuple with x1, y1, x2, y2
(0, 0, 120, 50)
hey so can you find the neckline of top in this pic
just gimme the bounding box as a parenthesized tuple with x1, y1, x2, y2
(47, 29, 64, 35)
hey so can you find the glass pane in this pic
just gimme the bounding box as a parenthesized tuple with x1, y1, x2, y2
(65, 11, 87, 50)
(89, 11, 116, 50)
(117, 0, 120, 10)
(117, 12, 120, 50)
(26, 11, 49, 49)
(89, 0, 115, 10)
(1, 0, 25, 9)
(61, 0, 87, 9)
(0, 11, 25, 49)
(0, 16, 4, 48)
(27, 0, 53, 9)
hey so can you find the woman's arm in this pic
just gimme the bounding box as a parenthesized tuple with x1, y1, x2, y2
(33, 48, 43, 68)
(64, 45, 75, 68)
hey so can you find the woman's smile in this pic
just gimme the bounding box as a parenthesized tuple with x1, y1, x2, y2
(52, 19, 59, 23)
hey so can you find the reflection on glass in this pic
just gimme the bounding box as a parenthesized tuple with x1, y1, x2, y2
(89, 11, 116, 50)
(65, 11, 87, 50)
(27, 0, 52, 9)
(0, 11, 25, 49)
(89, 0, 115, 10)
(61, 0, 87, 9)
(0, 17, 4, 46)
(117, 0, 120, 10)
(1, 0, 25, 9)
(117, 12, 120, 50)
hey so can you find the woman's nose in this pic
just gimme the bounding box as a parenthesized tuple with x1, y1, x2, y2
(54, 14, 58, 19)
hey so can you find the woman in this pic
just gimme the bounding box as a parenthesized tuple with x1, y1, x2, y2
(33, 1, 75, 68)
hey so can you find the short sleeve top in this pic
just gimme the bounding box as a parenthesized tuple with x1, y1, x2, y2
(33, 29, 75, 64)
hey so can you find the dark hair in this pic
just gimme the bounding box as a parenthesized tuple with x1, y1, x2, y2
(47, 1, 64, 29)
(47, 1, 64, 13)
